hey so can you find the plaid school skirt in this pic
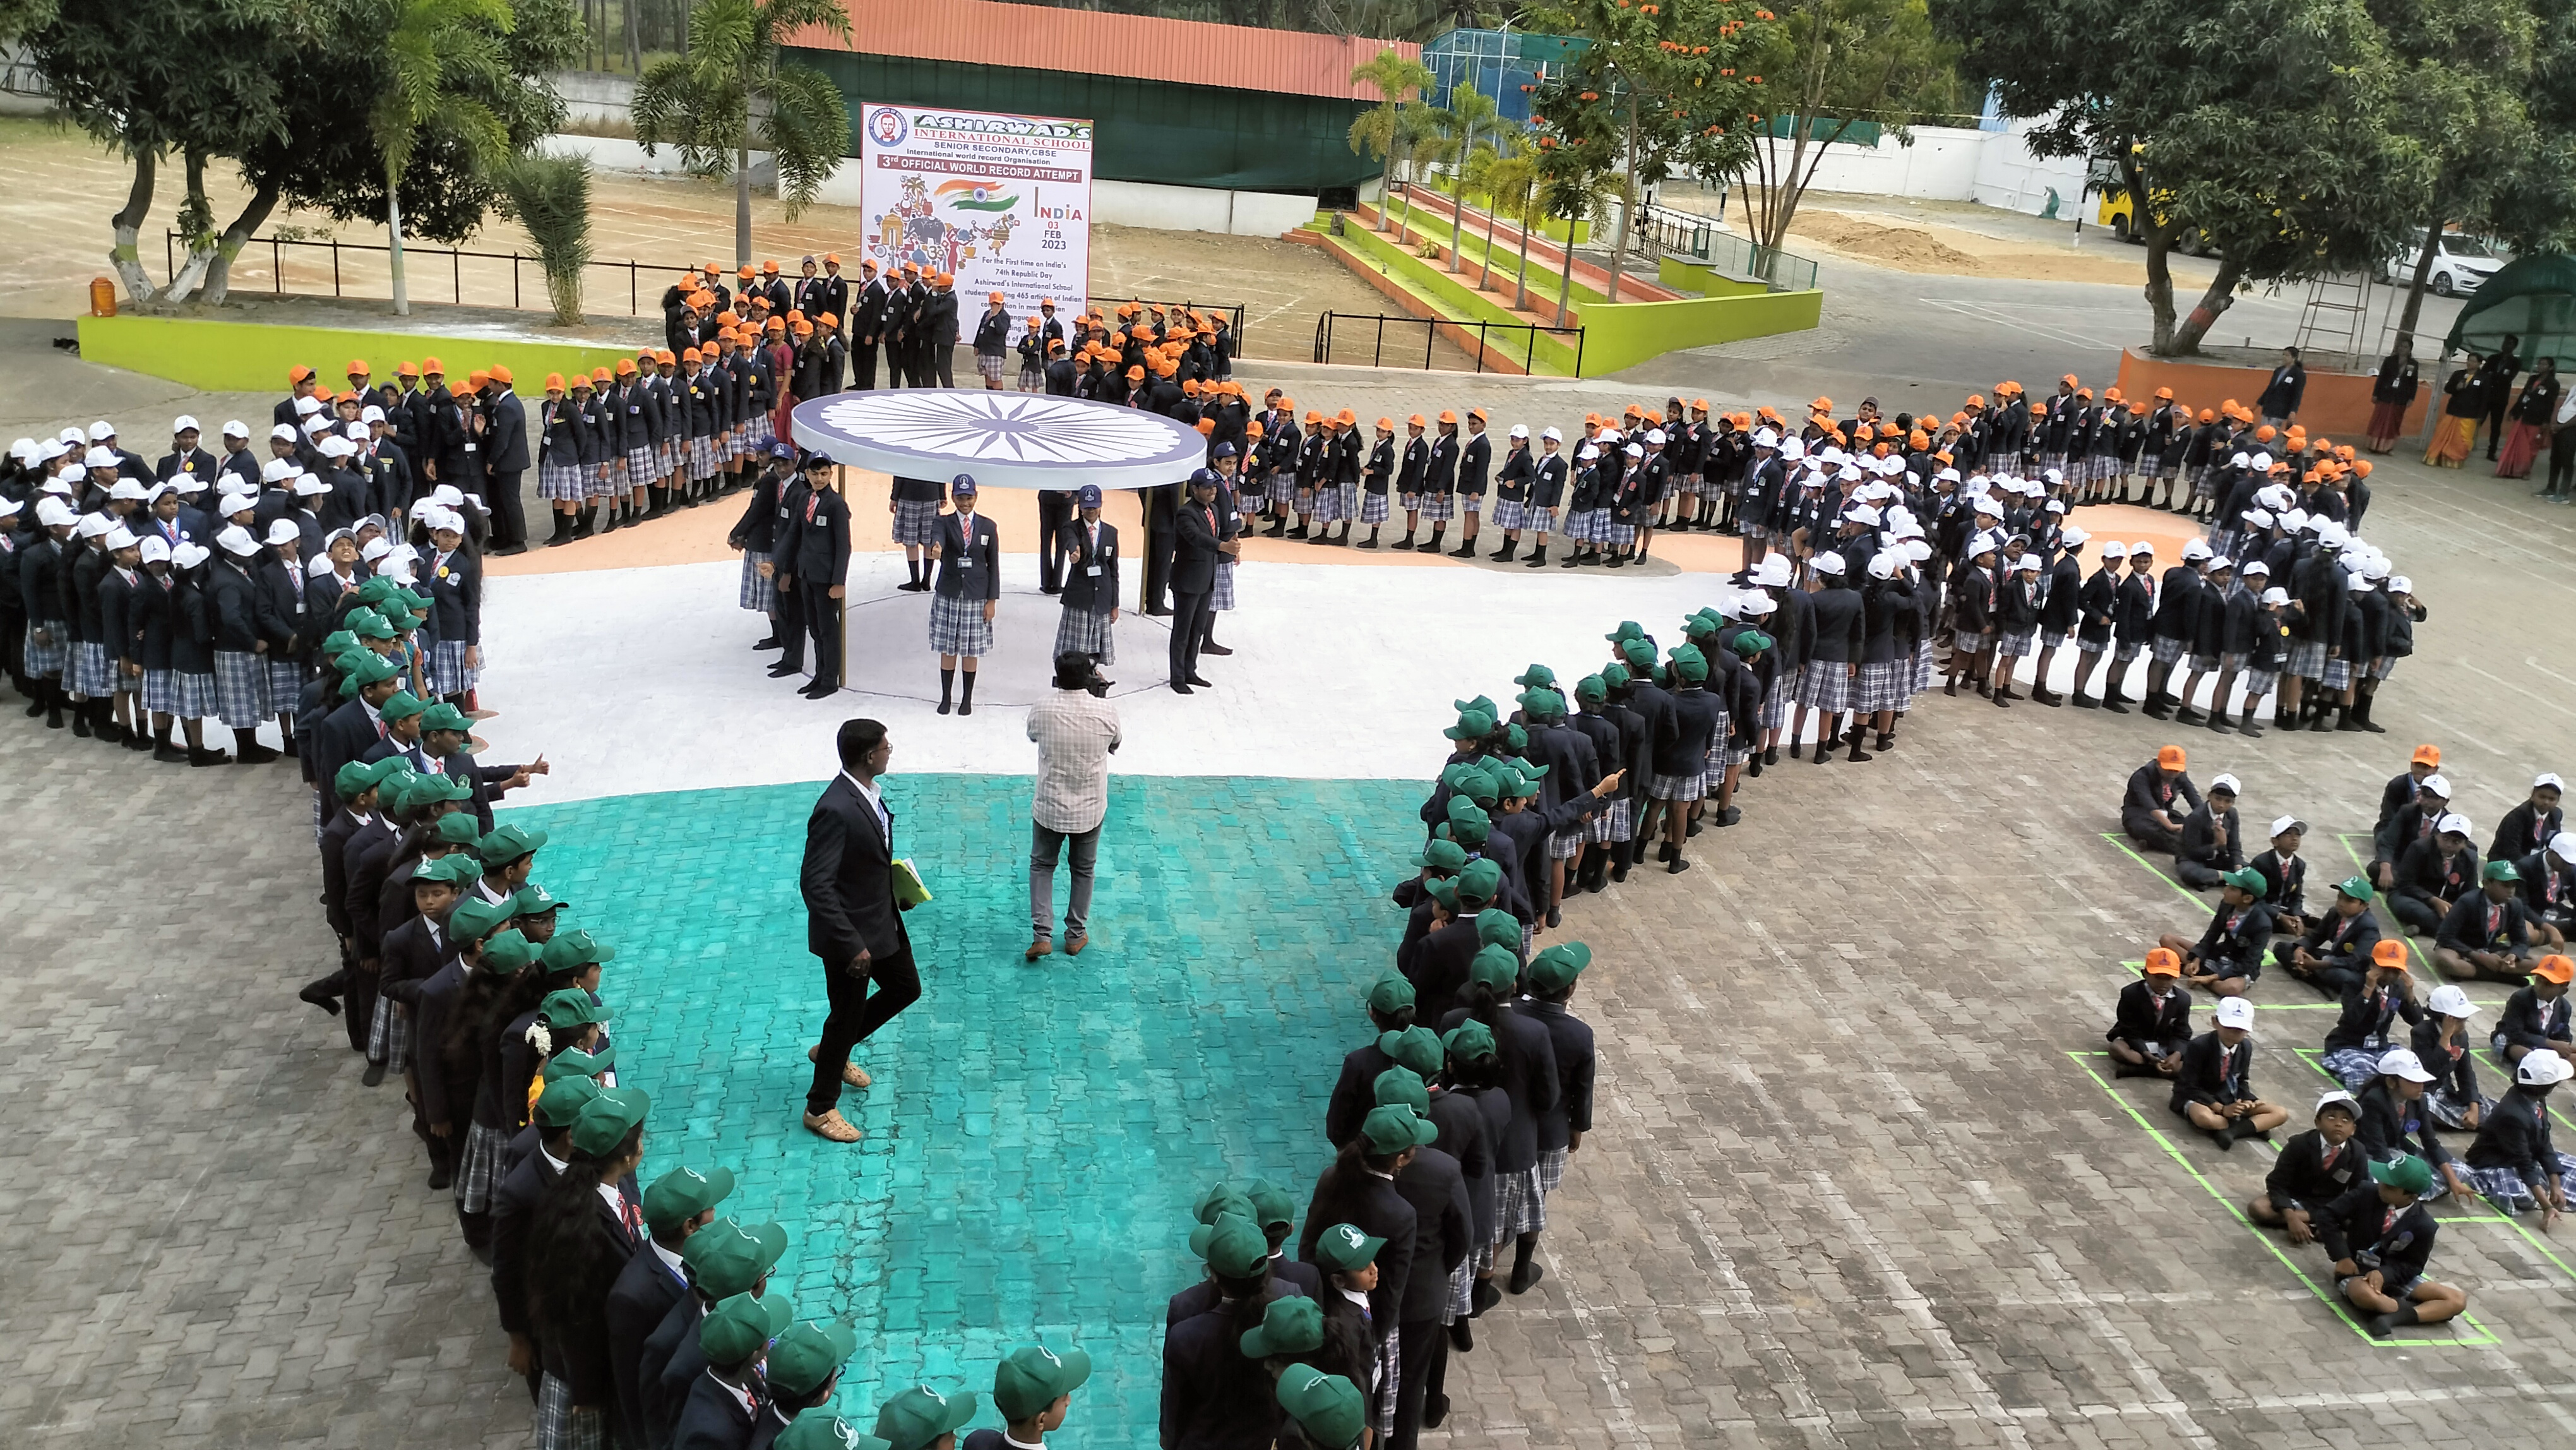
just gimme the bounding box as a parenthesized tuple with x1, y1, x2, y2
(1586, 794, 1632, 844)
(1312, 483, 1347, 523)
(22, 622, 65, 676)
(1526, 506, 1559, 536)
(1054, 605, 1116, 664)
(1018, 363, 1044, 392)
(535, 1372, 608, 1450)
(1994, 630, 2036, 660)
(739, 551, 776, 612)
(268, 656, 306, 706)
(1548, 825, 1585, 860)
(1650, 769, 1705, 803)
(142, 668, 206, 717)
(2370, 657, 2399, 681)
(749, 414, 775, 448)
(686, 435, 722, 479)
(453, 1119, 510, 1213)
(2037, 450, 2066, 474)
(2425, 1085, 2493, 1130)
(658, 438, 683, 477)
(2192, 462, 2226, 500)
(1369, 1328, 1399, 1443)
(539, 464, 586, 501)
(2322, 1045, 2391, 1090)
(2150, 635, 2190, 666)
(2460, 1156, 2576, 1214)
(429, 637, 479, 695)
(1211, 558, 1236, 611)
(1798, 661, 1854, 713)
(2243, 668, 2279, 699)
(2158, 452, 2185, 479)
(212, 650, 271, 727)
(1762, 669, 1798, 729)
(2322, 656, 2354, 690)
(1491, 499, 1527, 532)
(1856, 658, 1910, 713)
(892, 497, 941, 545)
(1267, 470, 1297, 505)
(1538, 1144, 1570, 1194)
(1568, 508, 1603, 543)
(583, 460, 622, 500)
(1446, 1251, 1476, 1322)
(1496, 1163, 1546, 1237)
(928, 592, 994, 657)
(2285, 639, 2329, 678)
(69, 640, 113, 697)
(367, 993, 415, 1073)
(1359, 489, 1389, 525)
(626, 445, 659, 484)
(1604, 520, 1637, 549)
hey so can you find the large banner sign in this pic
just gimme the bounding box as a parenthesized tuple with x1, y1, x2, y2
(857, 104, 1092, 320)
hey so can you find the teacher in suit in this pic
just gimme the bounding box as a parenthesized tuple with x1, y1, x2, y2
(798, 717, 921, 1143)
(480, 366, 532, 555)
(1168, 468, 1225, 695)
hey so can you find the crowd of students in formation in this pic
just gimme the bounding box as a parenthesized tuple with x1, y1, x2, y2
(2395, 334, 2576, 497)
(0, 407, 489, 767)
(2106, 739, 2576, 1338)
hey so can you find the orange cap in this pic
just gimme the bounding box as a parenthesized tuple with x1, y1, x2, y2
(590, 367, 611, 383)
(2255, 425, 2277, 441)
(820, 313, 837, 327)
(487, 364, 513, 385)
(1438, 409, 1458, 424)
(2411, 743, 2442, 766)
(347, 359, 370, 375)
(990, 291, 1006, 303)
(567, 371, 591, 388)
(1378, 416, 1396, 431)
(2197, 408, 2215, 423)
(654, 349, 675, 364)
(717, 311, 739, 328)
(761, 260, 779, 273)
(822, 252, 840, 265)
(1304, 410, 1323, 423)
(2105, 387, 2123, 402)
(288, 364, 313, 384)
(1405, 413, 1424, 428)
(2061, 373, 2078, 385)
(2532, 954, 2574, 984)
(737, 265, 754, 279)
(1195, 418, 1215, 435)
(936, 272, 954, 287)
(396, 361, 420, 377)
(544, 372, 565, 392)
(2373, 939, 2411, 969)
(701, 262, 720, 275)
(614, 358, 638, 376)
(467, 369, 490, 386)
(792, 320, 813, 335)
(2155, 386, 2174, 400)
(2143, 948, 2181, 976)
(1126, 365, 1144, 380)
(766, 318, 787, 333)
(2156, 745, 2186, 770)
(681, 346, 702, 362)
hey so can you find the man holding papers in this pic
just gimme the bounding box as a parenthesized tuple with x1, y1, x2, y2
(798, 717, 922, 1143)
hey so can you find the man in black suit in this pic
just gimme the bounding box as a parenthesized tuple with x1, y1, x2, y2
(482, 368, 530, 554)
(927, 273, 962, 388)
(849, 261, 886, 391)
(1167, 469, 1224, 695)
(799, 717, 919, 1142)
(773, 454, 850, 699)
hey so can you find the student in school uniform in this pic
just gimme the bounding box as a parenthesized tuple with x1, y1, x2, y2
(2317, 1154, 2469, 1337)
(2171, 995, 2289, 1147)
(1520, 939, 1594, 1223)
(2279, 876, 2387, 996)
(2120, 745, 2200, 854)
(2161, 867, 2274, 997)
(2106, 948, 2195, 1077)
(2457, 1052, 2576, 1219)
(2412, 983, 2490, 1131)
(1164, 1210, 1299, 1450)
(2354, 1047, 2471, 1203)
(2491, 954, 2576, 1070)
(1051, 486, 1119, 683)
(2172, 772, 2245, 889)
(2321, 940, 2425, 1088)
(2434, 860, 2547, 981)
(2248, 816, 2310, 935)
(2493, 774, 2567, 865)
(1369, 1069, 1470, 1450)
(772, 454, 851, 700)
(638, 1218, 791, 1450)
(670, 1290, 789, 1450)
(927, 473, 1000, 716)
(2247, 1091, 2364, 1240)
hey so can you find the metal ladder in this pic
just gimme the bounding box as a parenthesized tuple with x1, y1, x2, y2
(2293, 272, 2376, 373)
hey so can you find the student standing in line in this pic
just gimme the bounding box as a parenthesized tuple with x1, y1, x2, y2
(926, 474, 999, 716)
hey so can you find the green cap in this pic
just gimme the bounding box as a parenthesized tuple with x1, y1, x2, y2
(1736, 629, 1774, 654)
(1450, 855, 1498, 903)
(1453, 693, 1498, 718)
(874, 1384, 981, 1450)
(1378, 1025, 1443, 1079)
(1277, 1366, 1368, 1449)
(420, 702, 472, 734)
(412, 853, 480, 886)
(1682, 613, 1718, 641)
(568, 1083, 648, 1157)
(1518, 687, 1565, 721)
(1601, 662, 1631, 689)
(349, 609, 398, 640)
(1188, 1211, 1271, 1278)
(1359, 1103, 1440, 1154)
(1573, 674, 1608, 705)
(1311, 1220, 1385, 1272)
(542, 1044, 613, 1081)
(378, 690, 427, 723)
(340, 653, 398, 692)
(1503, 722, 1527, 753)
(2370, 1154, 2435, 1197)
(1670, 649, 1709, 683)
(684, 1218, 791, 1297)
(1442, 1019, 1496, 1062)
(2484, 860, 2522, 883)
(1373, 1065, 1429, 1115)
(335, 760, 381, 800)
(1529, 941, 1592, 993)
(480, 930, 541, 976)
(1238, 1296, 1325, 1358)
(1620, 636, 1656, 668)
(534, 1074, 601, 1128)
(1489, 763, 1532, 800)
(1469, 944, 1521, 993)
(1192, 1183, 1253, 1227)
(643, 1164, 737, 1230)
(992, 1343, 1093, 1421)
(539, 987, 611, 1031)
(2221, 867, 2267, 893)
(321, 628, 359, 656)
(356, 577, 398, 602)
(1244, 1178, 1297, 1231)
(1441, 812, 1490, 851)
(2335, 875, 2376, 900)
(1424, 877, 1459, 910)
(1413, 837, 1467, 873)
(513, 883, 568, 918)
(1443, 709, 1495, 741)
(446, 896, 514, 944)
(424, 780, 479, 814)
(480, 823, 547, 864)
(541, 927, 612, 974)
(775, 1415, 890, 1450)
(698, 1290, 791, 1365)
(1604, 620, 1643, 643)
(1513, 663, 1556, 688)
(765, 1318, 859, 1398)
(1366, 973, 1416, 1015)
(1475, 909, 1521, 949)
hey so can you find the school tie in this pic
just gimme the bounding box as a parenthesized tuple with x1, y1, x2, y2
(619, 1192, 644, 1247)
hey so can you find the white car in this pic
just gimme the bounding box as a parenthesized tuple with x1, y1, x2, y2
(2385, 232, 2503, 296)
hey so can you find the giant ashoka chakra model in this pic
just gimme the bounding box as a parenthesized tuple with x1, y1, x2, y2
(790, 390, 1208, 490)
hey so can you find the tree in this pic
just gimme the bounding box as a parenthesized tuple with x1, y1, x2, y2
(1348, 47, 1438, 236)
(2495, 4, 2576, 256)
(2374, 0, 2536, 361)
(1433, 81, 1500, 272)
(497, 153, 595, 325)
(373, 0, 517, 316)
(632, 0, 854, 268)
(1738, 0, 1956, 254)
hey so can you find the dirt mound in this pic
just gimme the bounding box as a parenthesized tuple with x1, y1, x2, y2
(1788, 212, 1985, 271)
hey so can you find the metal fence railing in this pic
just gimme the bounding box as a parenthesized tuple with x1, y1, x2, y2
(1087, 297, 1249, 352)
(1311, 311, 1583, 376)
(1635, 205, 1820, 294)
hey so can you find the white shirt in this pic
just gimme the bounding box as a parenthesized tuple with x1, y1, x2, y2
(1025, 690, 1121, 834)
(839, 769, 890, 841)
(650, 1238, 686, 1285)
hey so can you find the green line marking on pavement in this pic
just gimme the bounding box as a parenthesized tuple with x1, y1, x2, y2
(2068, 1050, 2501, 1346)
(2101, 832, 2215, 909)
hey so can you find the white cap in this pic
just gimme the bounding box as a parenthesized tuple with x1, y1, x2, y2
(1779, 438, 1806, 461)
(2210, 772, 2241, 794)
(1575, 443, 1598, 461)
(2316, 521, 2349, 548)
(2420, 773, 2451, 797)
(0, 494, 17, 519)
(1645, 428, 1666, 446)
(1623, 443, 1643, 458)
(427, 506, 468, 534)
(2551, 831, 2576, 864)
(2260, 585, 2289, 604)
(2012, 554, 2041, 572)
(2230, 451, 2252, 469)
(1904, 539, 1932, 563)
(76, 511, 114, 537)
(2270, 815, 2306, 837)
(2519, 1053, 2575, 1087)
(1969, 531, 2000, 558)
(1973, 496, 2003, 515)
(88, 420, 116, 441)
(107, 479, 149, 501)
(217, 489, 256, 515)
(2215, 997, 2255, 1029)
(216, 524, 260, 556)
(307, 552, 338, 578)
(2042, 498, 2066, 515)
(2043, 467, 2064, 484)
(35, 496, 76, 527)
(430, 484, 466, 508)
(2388, 575, 2411, 594)
(2536, 772, 2564, 791)
(2100, 539, 2123, 556)
(292, 472, 331, 496)
(57, 426, 84, 445)
(1753, 426, 1779, 447)
(2279, 507, 2308, 531)
(7, 436, 32, 462)
(1540, 426, 1561, 443)
(170, 475, 205, 496)
(2315, 1089, 2358, 1117)
(360, 536, 394, 562)
(2243, 508, 2274, 529)
(270, 424, 298, 443)
(2436, 812, 2472, 837)
(170, 541, 210, 569)
(1868, 552, 1899, 580)
(222, 419, 250, 438)
(2362, 557, 2390, 582)
(139, 535, 170, 564)
(343, 422, 369, 443)
(100, 524, 138, 551)
(1847, 505, 1882, 527)
(361, 405, 386, 424)
(293, 395, 323, 416)
(2241, 560, 2270, 577)
(319, 436, 355, 458)
(1735, 590, 1775, 614)
(2207, 555, 2234, 572)
(302, 416, 331, 436)
(2251, 451, 2273, 470)
(265, 518, 302, 546)
(84, 446, 116, 469)
(2376, 1048, 2436, 1083)
(1753, 556, 1793, 587)
(172, 414, 200, 434)
(144, 481, 174, 501)
(52, 464, 85, 487)
(2180, 539, 2210, 561)
(2347, 574, 2373, 592)
(1811, 553, 1846, 577)
(1936, 467, 1960, 483)
(2426, 985, 2476, 1020)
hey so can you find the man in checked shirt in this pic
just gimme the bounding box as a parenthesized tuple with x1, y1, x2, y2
(1025, 650, 1122, 961)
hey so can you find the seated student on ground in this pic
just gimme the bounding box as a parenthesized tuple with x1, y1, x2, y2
(2374, 745, 2442, 843)
(2458, 1050, 2576, 1223)
(2122, 745, 2201, 854)
(2171, 996, 2289, 1149)
(2248, 1090, 2364, 1242)
(2491, 771, 2566, 865)
(2517, 832, 2576, 942)
(2322, 940, 2423, 1089)
(2317, 1154, 2469, 1339)
(2491, 953, 2575, 1069)
(2388, 812, 2477, 937)
(2355, 1048, 2471, 1201)
(2106, 948, 2193, 1077)
(2173, 772, 2246, 890)
(2372, 772, 2453, 893)
(2412, 984, 2492, 1131)
(2434, 860, 2542, 983)
(2250, 816, 2310, 934)
(2159, 867, 2274, 997)
(2279, 876, 2385, 997)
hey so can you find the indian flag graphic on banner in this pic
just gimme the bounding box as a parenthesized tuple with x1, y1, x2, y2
(935, 178, 1018, 213)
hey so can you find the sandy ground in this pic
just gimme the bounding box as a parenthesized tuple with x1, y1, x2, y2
(1654, 186, 2228, 288)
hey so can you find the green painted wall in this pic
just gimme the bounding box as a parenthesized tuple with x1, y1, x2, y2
(1655, 256, 1770, 299)
(78, 315, 642, 394)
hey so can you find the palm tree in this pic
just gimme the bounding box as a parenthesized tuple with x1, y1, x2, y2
(633, 0, 854, 267)
(1475, 143, 1540, 304)
(1347, 47, 1435, 234)
(1434, 81, 1498, 273)
(498, 152, 595, 327)
(371, 0, 516, 316)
